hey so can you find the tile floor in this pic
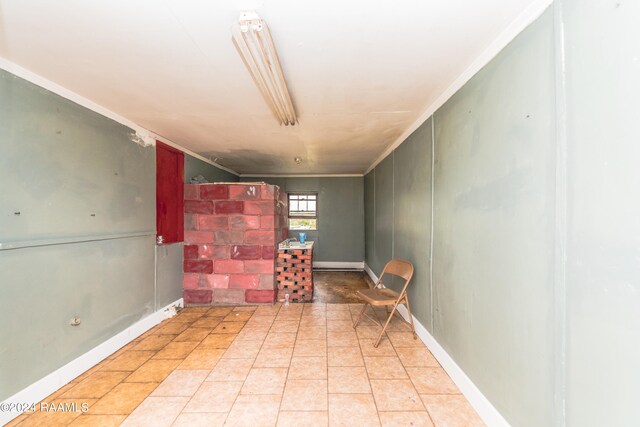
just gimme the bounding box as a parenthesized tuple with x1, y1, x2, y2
(9, 303, 484, 427)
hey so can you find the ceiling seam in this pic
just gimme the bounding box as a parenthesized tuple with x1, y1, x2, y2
(0, 55, 240, 177)
(364, 0, 554, 175)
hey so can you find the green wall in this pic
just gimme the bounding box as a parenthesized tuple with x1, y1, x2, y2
(185, 154, 238, 183)
(562, 0, 640, 425)
(392, 119, 433, 330)
(365, 2, 640, 425)
(432, 9, 556, 424)
(241, 177, 364, 263)
(0, 69, 169, 402)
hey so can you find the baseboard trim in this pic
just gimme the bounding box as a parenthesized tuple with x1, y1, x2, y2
(363, 263, 379, 282)
(0, 298, 183, 425)
(363, 264, 509, 427)
(313, 261, 364, 270)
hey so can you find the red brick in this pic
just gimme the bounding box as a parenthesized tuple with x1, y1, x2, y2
(229, 184, 262, 200)
(231, 245, 262, 260)
(184, 289, 212, 305)
(184, 184, 199, 200)
(215, 259, 244, 274)
(197, 215, 229, 230)
(185, 231, 214, 244)
(212, 230, 245, 244)
(245, 260, 274, 274)
(200, 184, 229, 200)
(260, 185, 276, 200)
(183, 274, 200, 290)
(185, 200, 214, 214)
(245, 230, 275, 245)
(245, 289, 275, 303)
(215, 201, 244, 214)
(260, 215, 275, 229)
(259, 274, 275, 290)
(184, 245, 199, 259)
(201, 274, 230, 289)
(199, 245, 229, 259)
(244, 200, 274, 215)
(184, 259, 213, 274)
(229, 274, 260, 289)
(262, 245, 275, 260)
(184, 214, 197, 231)
(229, 215, 261, 230)
(212, 288, 245, 304)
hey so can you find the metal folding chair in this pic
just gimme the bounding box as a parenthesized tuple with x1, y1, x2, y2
(353, 259, 417, 347)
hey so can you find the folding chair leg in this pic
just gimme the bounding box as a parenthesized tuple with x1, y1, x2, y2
(374, 301, 399, 348)
(405, 296, 417, 340)
(353, 303, 368, 329)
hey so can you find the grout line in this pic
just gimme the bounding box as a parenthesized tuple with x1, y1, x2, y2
(177, 308, 240, 425)
(379, 309, 424, 411)
(273, 301, 303, 424)
(229, 306, 279, 422)
(24, 304, 452, 424)
(354, 305, 383, 426)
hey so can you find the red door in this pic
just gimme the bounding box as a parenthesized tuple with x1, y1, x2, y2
(156, 141, 184, 244)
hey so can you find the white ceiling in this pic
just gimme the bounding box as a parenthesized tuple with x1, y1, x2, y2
(0, 0, 542, 174)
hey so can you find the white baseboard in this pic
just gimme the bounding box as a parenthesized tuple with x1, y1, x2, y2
(313, 261, 364, 270)
(363, 264, 509, 427)
(0, 298, 183, 425)
(364, 263, 378, 282)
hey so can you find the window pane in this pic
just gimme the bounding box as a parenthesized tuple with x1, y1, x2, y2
(289, 218, 317, 230)
(289, 194, 317, 216)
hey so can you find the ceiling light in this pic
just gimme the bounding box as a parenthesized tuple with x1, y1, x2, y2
(294, 156, 302, 164)
(232, 11, 297, 126)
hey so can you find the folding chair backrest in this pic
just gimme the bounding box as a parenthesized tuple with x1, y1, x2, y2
(380, 259, 414, 295)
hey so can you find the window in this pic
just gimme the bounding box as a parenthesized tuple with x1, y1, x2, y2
(288, 193, 317, 230)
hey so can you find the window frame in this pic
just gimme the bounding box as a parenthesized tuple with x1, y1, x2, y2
(287, 192, 318, 230)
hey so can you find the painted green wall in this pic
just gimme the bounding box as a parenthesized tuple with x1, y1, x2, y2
(156, 243, 184, 308)
(562, 0, 640, 426)
(372, 157, 393, 275)
(433, 9, 556, 425)
(184, 154, 238, 183)
(0, 69, 164, 401)
(392, 118, 433, 330)
(365, 3, 640, 425)
(364, 172, 375, 270)
(368, 7, 554, 426)
(241, 177, 364, 263)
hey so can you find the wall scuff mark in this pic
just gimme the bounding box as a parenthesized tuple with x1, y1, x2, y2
(130, 130, 156, 147)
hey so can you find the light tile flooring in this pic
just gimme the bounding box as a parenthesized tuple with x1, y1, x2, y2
(9, 303, 484, 427)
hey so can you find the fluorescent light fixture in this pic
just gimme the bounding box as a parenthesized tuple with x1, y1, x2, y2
(232, 11, 297, 126)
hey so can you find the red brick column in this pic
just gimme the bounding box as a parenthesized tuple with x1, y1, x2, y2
(182, 183, 288, 305)
(276, 248, 313, 302)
